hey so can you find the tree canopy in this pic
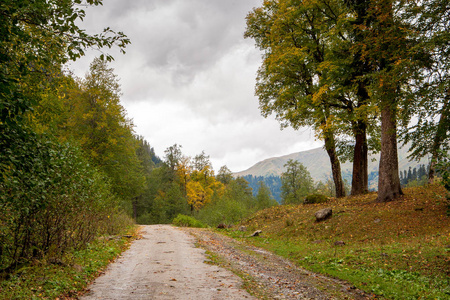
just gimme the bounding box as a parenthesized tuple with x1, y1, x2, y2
(0, 0, 133, 273)
(245, 0, 450, 202)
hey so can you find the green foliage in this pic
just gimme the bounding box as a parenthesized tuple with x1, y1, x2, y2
(303, 194, 329, 204)
(399, 0, 450, 165)
(0, 231, 134, 299)
(436, 151, 450, 192)
(172, 214, 205, 228)
(134, 164, 190, 225)
(0, 137, 127, 272)
(0, 0, 130, 144)
(197, 196, 249, 227)
(242, 175, 282, 203)
(61, 58, 146, 203)
(255, 181, 278, 209)
(281, 159, 315, 204)
(196, 177, 260, 227)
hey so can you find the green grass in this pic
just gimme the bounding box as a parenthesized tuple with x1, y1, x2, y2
(226, 184, 450, 299)
(0, 227, 138, 299)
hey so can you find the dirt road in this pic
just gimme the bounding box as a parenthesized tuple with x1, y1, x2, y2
(81, 225, 254, 300)
(82, 225, 372, 299)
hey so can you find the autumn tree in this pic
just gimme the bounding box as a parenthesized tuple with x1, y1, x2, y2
(245, 0, 380, 198)
(187, 151, 224, 211)
(176, 156, 192, 196)
(62, 58, 145, 203)
(347, 0, 424, 201)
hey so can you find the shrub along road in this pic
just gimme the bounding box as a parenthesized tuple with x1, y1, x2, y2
(81, 225, 372, 299)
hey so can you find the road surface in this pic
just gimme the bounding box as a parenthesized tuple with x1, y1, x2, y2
(81, 225, 254, 300)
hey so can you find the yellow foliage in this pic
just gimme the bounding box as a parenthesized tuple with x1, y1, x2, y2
(186, 181, 208, 211)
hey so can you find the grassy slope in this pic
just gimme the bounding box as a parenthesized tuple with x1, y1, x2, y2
(0, 227, 139, 300)
(232, 184, 450, 299)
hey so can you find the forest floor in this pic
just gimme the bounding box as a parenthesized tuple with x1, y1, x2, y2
(223, 184, 450, 299)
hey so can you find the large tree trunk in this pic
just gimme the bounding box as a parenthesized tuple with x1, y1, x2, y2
(351, 120, 369, 195)
(347, 0, 371, 195)
(377, 103, 403, 202)
(324, 132, 346, 198)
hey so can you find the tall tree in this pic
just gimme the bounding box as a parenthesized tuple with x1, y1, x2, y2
(0, 0, 130, 271)
(163, 144, 183, 180)
(0, 0, 129, 135)
(281, 159, 314, 204)
(62, 58, 145, 202)
(399, 0, 450, 183)
(256, 181, 278, 209)
(193, 150, 213, 183)
(370, 1, 404, 202)
(245, 0, 380, 197)
(350, 0, 421, 201)
(217, 165, 233, 185)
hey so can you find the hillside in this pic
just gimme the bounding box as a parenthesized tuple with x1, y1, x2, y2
(235, 144, 427, 188)
(235, 184, 450, 299)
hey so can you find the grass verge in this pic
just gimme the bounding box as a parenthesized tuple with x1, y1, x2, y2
(226, 184, 450, 300)
(0, 226, 139, 299)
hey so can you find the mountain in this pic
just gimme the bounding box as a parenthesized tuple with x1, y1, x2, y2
(234, 145, 428, 189)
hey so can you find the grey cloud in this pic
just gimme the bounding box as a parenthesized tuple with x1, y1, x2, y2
(71, 0, 320, 172)
(103, 0, 260, 83)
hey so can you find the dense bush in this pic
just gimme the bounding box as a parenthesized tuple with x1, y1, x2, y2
(0, 136, 130, 272)
(172, 214, 205, 228)
(197, 196, 250, 227)
(304, 194, 329, 204)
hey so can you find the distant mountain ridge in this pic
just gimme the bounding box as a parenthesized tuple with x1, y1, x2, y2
(234, 145, 428, 188)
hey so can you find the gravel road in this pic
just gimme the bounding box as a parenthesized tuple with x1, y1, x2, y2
(189, 228, 374, 300)
(81, 225, 254, 300)
(81, 225, 373, 299)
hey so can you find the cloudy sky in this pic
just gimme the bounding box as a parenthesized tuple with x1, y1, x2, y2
(69, 0, 322, 172)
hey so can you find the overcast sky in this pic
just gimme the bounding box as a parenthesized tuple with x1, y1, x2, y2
(69, 0, 322, 172)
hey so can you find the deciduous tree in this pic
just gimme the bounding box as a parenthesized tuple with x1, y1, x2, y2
(62, 58, 145, 202)
(245, 0, 379, 197)
(399, 0, 450, 183)
(281, 159, 314, 204)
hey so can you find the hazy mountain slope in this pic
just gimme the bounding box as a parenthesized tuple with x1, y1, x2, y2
(235, 145, 427, 184)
